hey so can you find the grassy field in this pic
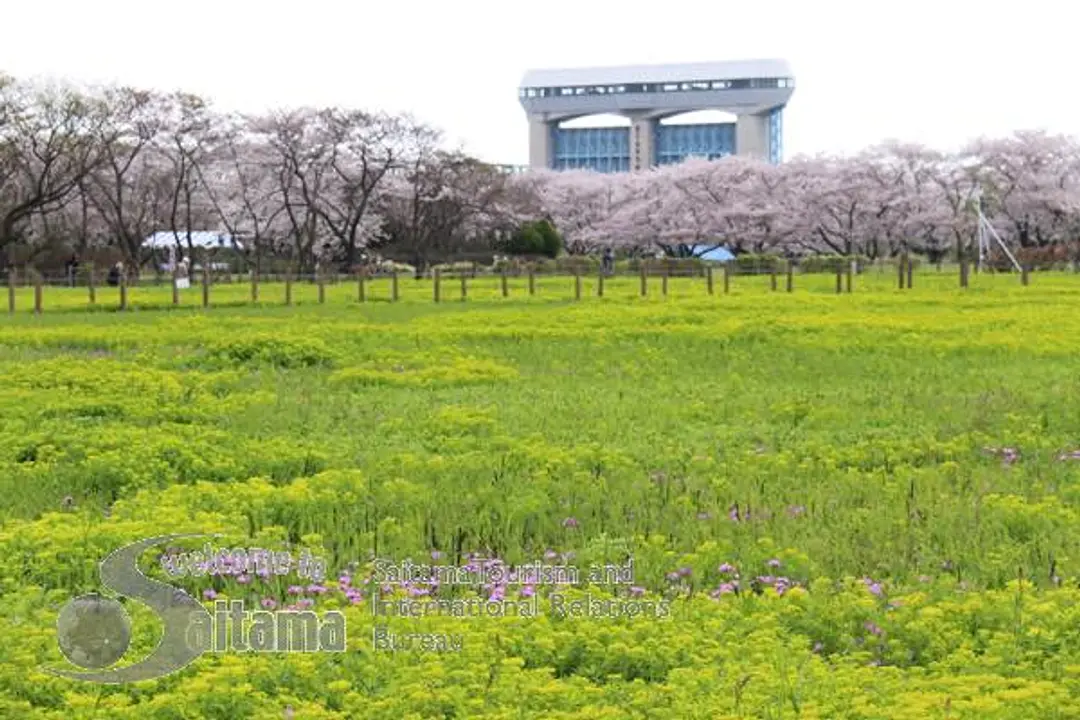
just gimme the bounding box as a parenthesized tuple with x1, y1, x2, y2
(3, 271, 1080, 718)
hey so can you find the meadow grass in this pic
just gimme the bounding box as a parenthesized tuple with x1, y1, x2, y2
(2, 270, 1080, 718)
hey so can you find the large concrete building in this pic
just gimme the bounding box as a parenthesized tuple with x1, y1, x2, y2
(518, 59, 794, 172)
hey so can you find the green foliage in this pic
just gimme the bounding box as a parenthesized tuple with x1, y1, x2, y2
(3, 275, 1080, 715)
(500, 220, 562, 259)
(795, 254, 873, 274)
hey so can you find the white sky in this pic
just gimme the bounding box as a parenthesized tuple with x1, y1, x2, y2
(1, 0, 1075, 164)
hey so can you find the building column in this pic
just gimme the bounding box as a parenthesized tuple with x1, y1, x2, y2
(735, 113, 769, 161)
(629, 116, 656, 170)
(528, 117, 553, 169)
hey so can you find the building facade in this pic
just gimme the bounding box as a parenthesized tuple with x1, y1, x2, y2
(518, 59, 794, 172)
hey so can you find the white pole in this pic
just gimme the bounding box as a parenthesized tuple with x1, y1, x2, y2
(979, 211, 1022, 272)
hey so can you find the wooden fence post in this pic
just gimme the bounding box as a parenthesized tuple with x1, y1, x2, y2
(723, 263, 730, 294)
(706, 266, 714, 295)
(317, 269, 325, 304)
(285, 270, 293, 305)
(358, 268, 366, 303)
(574, 267, 582, 300)
(959, 259, 968, 288)
(501, 269, 509, 298)
(1021, 264, 1030, 286)
(433, 268, 440, 303)
(251, 268, 259, 303)
(897, 256, 905, 290)
(391, 270, 399, 302)
(662, 268, 669, 296)
(172, 269, 180, 306)
(597, 269, 604, 297)
(33, 270, 42, 314)
(120, 269, 129, 310)
(835, 261, 843, 294)
(787, 260, 794, 292)
(846, 258, 854, 293)
(460, 272, 467, 301)
(201, 265, 210, 307)
(88, 265, 96, 305)
(640, 263, 647, 297)
(905, 253, 913, 289)
(527, 267, 535, 296)
(6, 269, 13, 313)
(770, 263, 778, 291)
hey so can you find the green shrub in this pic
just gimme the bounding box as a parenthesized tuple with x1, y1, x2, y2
(500, 220, 563, 259)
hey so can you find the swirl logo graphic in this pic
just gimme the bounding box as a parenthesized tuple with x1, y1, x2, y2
(47, 533, 215, 684)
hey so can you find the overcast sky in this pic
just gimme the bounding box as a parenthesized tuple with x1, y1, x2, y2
(1, 0, 1074, 164)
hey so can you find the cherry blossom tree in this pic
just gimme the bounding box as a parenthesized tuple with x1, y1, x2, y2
(83, 87, 173, 264)
(195, 115, 291, 267)
(0, 76, 111, 266)
(7, 68, 1080, 275)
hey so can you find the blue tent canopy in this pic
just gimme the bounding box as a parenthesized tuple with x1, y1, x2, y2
(691, 246, 735, 262)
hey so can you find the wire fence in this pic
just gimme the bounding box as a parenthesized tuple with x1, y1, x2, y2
(0, 257, 1064, 315)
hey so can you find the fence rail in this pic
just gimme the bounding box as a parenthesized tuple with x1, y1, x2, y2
(1, 259, 1066, 315)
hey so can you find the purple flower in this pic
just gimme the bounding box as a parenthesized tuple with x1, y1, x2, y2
(677, 566, 692, 577)
(812, 642, 823, 653)
(562, 517, 579, 529)
(864, 621, 883, 637)
(628, 586, 645, 597)
(431, 550, 442, 560)
(718, 563, 736, 575)
(544, 550, 557, 560)
(717, 582, 736, 595)
(260, 597, 277, 610)
(520, 585, 536, 598)
(666, 571, 681, 582)
(236, 574, 251, 585)
(307, 584, 327, 595)
(202, 589, 217, 600)
(297, 598, 314, 609)
(286, 585, 304, 595)
(728, 505, 741, 522)
(862, 578, 884, 597)
(488, 587, 505, 602)
(766, 558, 782, 569)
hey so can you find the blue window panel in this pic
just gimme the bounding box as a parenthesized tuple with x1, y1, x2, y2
(767, 107, 784, 164)
(654, 123, 735, 165)
(551, 126, 630, 173)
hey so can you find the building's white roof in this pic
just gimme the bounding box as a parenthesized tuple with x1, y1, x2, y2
(520, 59, 793, 88)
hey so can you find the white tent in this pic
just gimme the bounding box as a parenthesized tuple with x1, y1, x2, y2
(143, 232, 242, 250)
